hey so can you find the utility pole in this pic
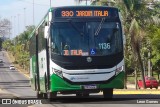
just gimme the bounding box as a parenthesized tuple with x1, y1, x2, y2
(14, 16, 16, 37)
(17, 14, 20, 34)
(50, 0, 51, 8)
(10, 16, 12, 39)
(24, 8, 26, 29)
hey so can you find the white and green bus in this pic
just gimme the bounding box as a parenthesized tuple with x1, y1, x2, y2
(29, 6, 125, 99)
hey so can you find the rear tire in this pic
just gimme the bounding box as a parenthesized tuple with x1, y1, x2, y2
(47, 92, 57, 101)
(43, 93, 47, 99)
(103, 88, 113, 99)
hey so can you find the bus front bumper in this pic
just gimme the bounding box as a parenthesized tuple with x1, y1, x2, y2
(50, 71, 125, 92)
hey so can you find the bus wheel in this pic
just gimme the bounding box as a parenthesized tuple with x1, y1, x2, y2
(76, 93, 82, 97)
(43, 93, 47, 99)
(76, 93, 89, 98)
(83, 93, 89, 97)
(36, 91, 43, 98)
(47, 92, 57, 101)
(103, 88, 113, 99)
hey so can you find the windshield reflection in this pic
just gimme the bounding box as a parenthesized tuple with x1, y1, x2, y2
(50, 21, 122, 56)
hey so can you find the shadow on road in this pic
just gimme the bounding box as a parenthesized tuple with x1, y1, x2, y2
(40, 94, 160, 104)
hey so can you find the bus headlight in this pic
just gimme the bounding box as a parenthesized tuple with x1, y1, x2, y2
(52, 68, 63, 78)
(115, 66, 124, 75)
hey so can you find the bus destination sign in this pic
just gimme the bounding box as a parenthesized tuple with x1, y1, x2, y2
(61, 10, 108, 17)
(54, 7, 119, 19)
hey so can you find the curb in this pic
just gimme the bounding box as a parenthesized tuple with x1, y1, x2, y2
(98, 90, 160, 95)
(113, 90, 160, 94)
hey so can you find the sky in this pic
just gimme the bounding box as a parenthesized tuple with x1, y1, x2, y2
(0, 0, 79, 39)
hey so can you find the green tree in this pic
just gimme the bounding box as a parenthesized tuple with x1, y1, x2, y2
(95, 0, 151, 88)
(147, 25, 160, 78)
(2, 25, 34, 72)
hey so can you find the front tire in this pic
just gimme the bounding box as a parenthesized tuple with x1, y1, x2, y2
(76, 93, 89, 98)
(103, 88, 113, 99)
(83, 93, 89, 97)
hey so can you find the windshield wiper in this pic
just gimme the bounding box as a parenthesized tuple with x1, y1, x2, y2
(94, 18, 105, 36)
(67, 19, 84, 36)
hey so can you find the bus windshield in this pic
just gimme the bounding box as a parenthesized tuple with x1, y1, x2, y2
(50, 20, 123, 56)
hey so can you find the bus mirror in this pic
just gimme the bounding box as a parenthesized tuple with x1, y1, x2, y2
(44, 26, 49, 38)
(123, 35, 126, 45)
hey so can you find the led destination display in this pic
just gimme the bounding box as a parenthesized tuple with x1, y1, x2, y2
(54, 7, 118, 18)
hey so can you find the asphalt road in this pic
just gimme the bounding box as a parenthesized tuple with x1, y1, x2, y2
(0, 51, 160, 107)
(0, 51, 36, 98)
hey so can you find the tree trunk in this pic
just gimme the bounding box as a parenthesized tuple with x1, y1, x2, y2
(137, 52, 146, 89)
(134, 69, 138, 89)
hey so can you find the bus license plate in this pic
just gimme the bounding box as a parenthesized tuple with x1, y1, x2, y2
(83, 85, 97, 89)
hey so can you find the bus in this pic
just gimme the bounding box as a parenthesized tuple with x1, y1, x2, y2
(29, 6, 125, 99)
